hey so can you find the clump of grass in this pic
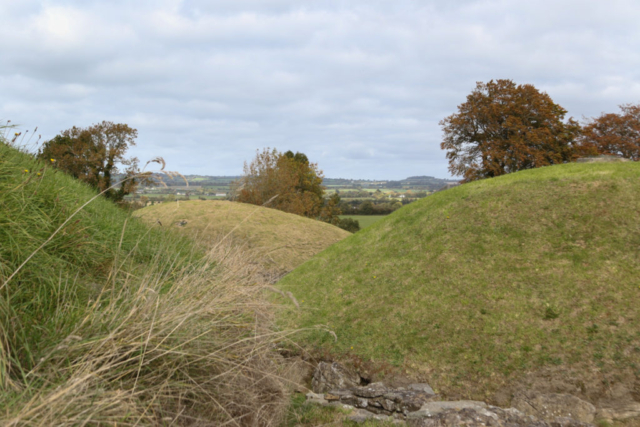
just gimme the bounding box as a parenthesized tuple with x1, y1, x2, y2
(0, 132, 295, 425)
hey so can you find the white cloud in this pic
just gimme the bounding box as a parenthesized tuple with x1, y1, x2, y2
(1, 0, 639, 179)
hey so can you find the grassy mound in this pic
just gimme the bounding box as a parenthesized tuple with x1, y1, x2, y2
(277, 162, 640, 399)
(0, 139, 291, 425)
(134, 200, 350, 275)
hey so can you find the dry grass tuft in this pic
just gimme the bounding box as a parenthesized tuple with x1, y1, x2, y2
(3, 236, 295, 426)
(0, 137, 300, 426)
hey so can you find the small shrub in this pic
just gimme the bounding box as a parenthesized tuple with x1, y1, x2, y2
(338, 218, 361, 233)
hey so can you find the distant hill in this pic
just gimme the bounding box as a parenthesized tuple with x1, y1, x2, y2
(134, 200, 351, 276)
(134, 174, 454, 191)
(276, 161, 640, 406)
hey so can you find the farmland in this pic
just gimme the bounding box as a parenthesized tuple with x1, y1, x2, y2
(127, 174, 457, 215)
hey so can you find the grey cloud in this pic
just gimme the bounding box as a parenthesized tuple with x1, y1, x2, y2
(1, 0, 639, 180)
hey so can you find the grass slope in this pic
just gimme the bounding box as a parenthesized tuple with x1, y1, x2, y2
(277, 162, 640, 399)
(134, 200, 350, 274)
(0, 141, 290, 425)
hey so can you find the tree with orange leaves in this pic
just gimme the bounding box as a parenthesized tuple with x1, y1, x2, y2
(38, 121, 144, 202)
(577, 103, 640, 161)
(440, 80, 581, 182)
(235, 148, 340, 222)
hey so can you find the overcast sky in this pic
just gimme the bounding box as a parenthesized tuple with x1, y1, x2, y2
(1, 0, 639, 179)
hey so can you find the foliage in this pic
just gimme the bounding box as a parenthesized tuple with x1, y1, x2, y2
(337, 217, 361, 233)
(578, 103, 640, 160)
(340, 199, 403, 215)
(440, 79, 581, 182)
(277, 161, 640, 400)
(235, 148, 341, 222)
(338, 215, 385, 229)
(38, 121, 146, 202)
(319, 192, 342, 224)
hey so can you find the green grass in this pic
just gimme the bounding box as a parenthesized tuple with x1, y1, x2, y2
(0, 138, 291, 425)
(339, 215, 386, 229)
(277, 162, 640, 399)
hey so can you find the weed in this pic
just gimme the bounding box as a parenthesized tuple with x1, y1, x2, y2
(543, 305, 560, 320)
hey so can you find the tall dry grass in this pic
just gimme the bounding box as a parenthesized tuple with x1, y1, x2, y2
(0, 132, 299, 426)
(2, 235, 295, 426)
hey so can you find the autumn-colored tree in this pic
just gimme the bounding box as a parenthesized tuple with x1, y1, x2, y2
(577, 103, 640, 160)
(235, 148, 340, 222)
(440, 80, 581, 182)
(39, 121, 144, 202)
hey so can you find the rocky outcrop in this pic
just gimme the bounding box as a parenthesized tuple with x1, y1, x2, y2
(311, 361, 361, 393)
(306, 362, 598, 426)
(406, 402, 593, 427)
(324, 381, 437, 416)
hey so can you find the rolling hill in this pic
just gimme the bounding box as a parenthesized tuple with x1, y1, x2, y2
(133, 200, 351, 276)
(276, 161, 640, 405)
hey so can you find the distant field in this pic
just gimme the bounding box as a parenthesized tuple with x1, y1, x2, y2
(338, 215, 385, 229)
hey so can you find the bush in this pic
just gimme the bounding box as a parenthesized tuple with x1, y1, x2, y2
(338, 218, 360, 233)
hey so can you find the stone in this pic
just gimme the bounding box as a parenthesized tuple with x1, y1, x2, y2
(384, 390, 438, 413)
(305, 392, 328, 406)
(512, 391, 596, 423)
(407, 400, 489, 418)
(348, 408, 402, 424)
(348, 408, 375, 423)
(341, 394, 366, 407)
(311, 361, 361, 393)
(596, 401, 640, 421)
(353, 382, 389, 398)
(408, 383, 436, 395)
(407, 404, 593, 427)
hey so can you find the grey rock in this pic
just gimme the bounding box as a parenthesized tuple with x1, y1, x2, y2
(384, 390, 438, 413)
(407, 400, 489, 418)
(596, 401, 640, 421)
(305, 391, 328, 406)
(348, 408, 375, 424)
(512, 391, 596, 423)
(348, 408, 405, 424)
(407, 404, 593, 427)
(311, 361, 361, 393)
(354, 382, 389, 398)
(408, 383, 436, 395)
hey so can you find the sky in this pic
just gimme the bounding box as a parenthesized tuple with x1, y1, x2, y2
(1, 0, 639, 180)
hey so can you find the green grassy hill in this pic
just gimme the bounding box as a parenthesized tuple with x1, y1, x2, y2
(0, 140, 290, 425)
(134, 200, 351, 275)
(277, 162, 640, 401)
